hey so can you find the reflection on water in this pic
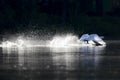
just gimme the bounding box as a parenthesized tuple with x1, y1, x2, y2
(0, 43, 120, 80)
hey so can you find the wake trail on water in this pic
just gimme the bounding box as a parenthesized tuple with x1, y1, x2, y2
(0, 34, 82, 48)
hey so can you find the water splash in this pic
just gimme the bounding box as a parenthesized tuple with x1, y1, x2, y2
(0, 34, 81, 48)
(2, 39, 26, 48)
(48, 34, 80, 47)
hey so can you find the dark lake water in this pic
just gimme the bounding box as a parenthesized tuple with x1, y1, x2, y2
(0, 41, 120, 80)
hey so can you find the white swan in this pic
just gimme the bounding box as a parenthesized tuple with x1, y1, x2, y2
(80, 34, 106, 46)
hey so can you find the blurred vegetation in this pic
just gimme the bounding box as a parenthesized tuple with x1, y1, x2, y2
(0, 0, 120, 39)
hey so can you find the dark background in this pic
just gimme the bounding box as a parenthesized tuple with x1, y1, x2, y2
(0, 0, 120, 39)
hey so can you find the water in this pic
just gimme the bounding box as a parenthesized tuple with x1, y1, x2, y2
(0, 41, 120, 80)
